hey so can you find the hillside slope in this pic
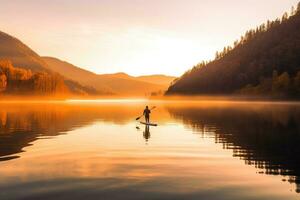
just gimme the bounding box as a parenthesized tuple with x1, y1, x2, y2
(43, 57, 175, 95)
(136, 75, 176, 86)
(96, 72, 176, 86)
(0, 31, 101, 96)
(166, 6, 300, 98)
(0, 31, 50, 72)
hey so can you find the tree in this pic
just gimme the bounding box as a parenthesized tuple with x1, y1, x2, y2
(215, 51, 220, 59)
(282, 12, 289, 21)
(0, 74, 7, 92)
(0, 59, 69, 95)
(272, 70, 278, 80)
(294, 71, 300, 94)
(272, 72, 291, 96)
(291, 6, 296, 16)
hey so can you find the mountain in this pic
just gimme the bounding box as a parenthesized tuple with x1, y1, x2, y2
(103, 72, 176, 86)
(0, 31, 49, 72)
(135, 75, 176, 86)
(0, 29, 175, 96)
(166, 5, 300, 99)
(0, 31, 102, 96)
(42, 57, 176, 96)
(96, 73, 176, 88)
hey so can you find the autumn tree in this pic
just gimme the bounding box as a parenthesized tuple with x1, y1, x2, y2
(294, 71, 300, 94)
(272, 72, 291, 96)
(0, 59, 69, 95)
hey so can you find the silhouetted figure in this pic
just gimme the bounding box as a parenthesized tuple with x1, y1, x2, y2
(143, 106, 151, 123)
(143, 125, 150, 142)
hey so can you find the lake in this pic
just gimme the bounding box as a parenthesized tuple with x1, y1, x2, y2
(0, 100, 299, 200)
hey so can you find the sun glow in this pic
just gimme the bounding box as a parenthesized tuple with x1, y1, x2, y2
(1, 0, 299, 76)
(67, 27, 211, 76)
(66, 98, 148, 104)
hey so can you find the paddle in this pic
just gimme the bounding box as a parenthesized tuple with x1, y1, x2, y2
(135, 106, 156, 121)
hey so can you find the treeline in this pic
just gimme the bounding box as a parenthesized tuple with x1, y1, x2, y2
(239, 70, 300, 98)
(0, 59, 69, 95)
(166, 2, 300, 99)
(215, 4, 300, 60)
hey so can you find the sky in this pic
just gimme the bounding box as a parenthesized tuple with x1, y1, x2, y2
(0, 0, 299, 76)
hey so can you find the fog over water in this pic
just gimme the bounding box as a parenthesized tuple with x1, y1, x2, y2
(0, 100, 299, 200)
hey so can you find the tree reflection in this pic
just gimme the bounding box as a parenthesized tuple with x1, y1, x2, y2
(167, 103, 300, 193)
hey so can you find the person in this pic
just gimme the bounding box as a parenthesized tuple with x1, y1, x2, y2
(143, 106, 151, 123)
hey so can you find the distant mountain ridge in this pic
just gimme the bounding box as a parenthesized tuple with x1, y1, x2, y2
(0, 30, 175, 96)
(0, 31, 49, 72)
(104, 72, 176, 86)
(166, 4, 300, 99)
(0, 31, 104, 96)
(96, 72, 176, 86)
(42, 57, 176, 96)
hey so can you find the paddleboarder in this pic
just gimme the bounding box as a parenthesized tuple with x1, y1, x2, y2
(143, 106, 151, 123)
(135, 106, 157, 126)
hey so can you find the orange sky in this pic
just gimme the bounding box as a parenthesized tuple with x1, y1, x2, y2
(0, 0, 298, 76)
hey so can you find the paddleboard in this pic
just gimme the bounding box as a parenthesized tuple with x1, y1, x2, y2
(140, 122, 158, 126)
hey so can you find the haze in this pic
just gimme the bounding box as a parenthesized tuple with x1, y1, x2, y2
(0, 0, 298, 76)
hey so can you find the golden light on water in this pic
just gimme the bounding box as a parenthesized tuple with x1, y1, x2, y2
(0, 0, 300, 198)
(0, 100, 299, 199)
(66, 99, 148, 103)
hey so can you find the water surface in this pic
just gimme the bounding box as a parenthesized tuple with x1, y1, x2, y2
(0, 100, 299, 200)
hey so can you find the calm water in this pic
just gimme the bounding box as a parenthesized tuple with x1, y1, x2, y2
(0, 100, 299, 200)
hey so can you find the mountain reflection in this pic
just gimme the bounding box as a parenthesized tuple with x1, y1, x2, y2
(167, 102, 300, 193)
(1, 101, 300, 197)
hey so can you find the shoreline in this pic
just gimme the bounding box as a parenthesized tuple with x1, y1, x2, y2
(0, 95, 299, 105)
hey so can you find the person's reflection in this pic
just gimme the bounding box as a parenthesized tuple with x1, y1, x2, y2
(143, 125, 151, 142)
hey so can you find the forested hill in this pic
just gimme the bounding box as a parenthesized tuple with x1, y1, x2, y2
(166, 3, 300, 98)
(0, 31, 49, 72)
(0, 31, 102, 96)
